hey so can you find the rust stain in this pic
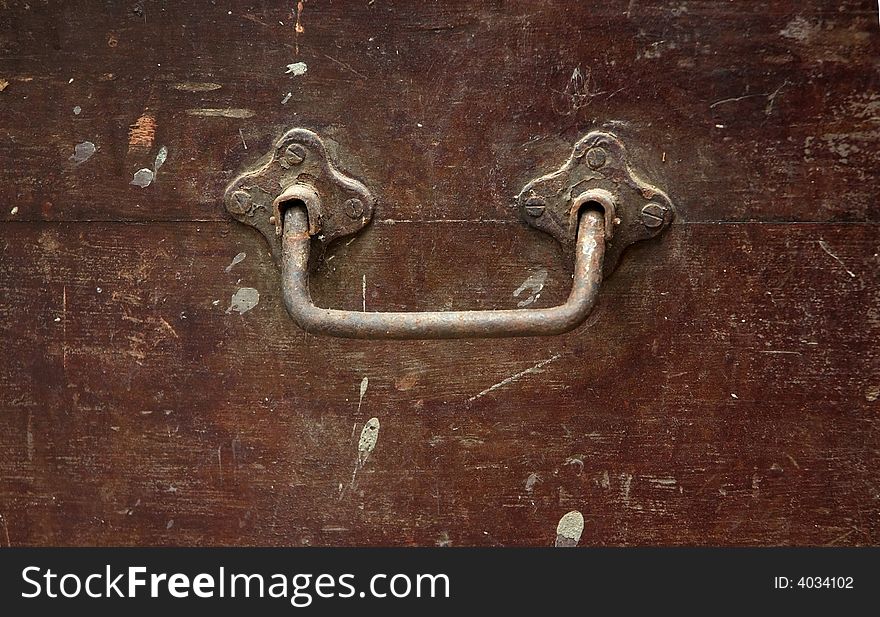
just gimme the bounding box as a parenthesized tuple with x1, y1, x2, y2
(294, 1, 305, 53)
(128, 113, 156, 151)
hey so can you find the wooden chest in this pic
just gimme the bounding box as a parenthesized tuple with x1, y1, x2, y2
(1, 1, 878, 546)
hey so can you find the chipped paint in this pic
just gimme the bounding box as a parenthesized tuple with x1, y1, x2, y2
(128, 113, 156, 149)
(226, 287, 260, 314)
(130, 168, 154, 188)
(73, 105, 81, 115)
(224, 251, 246, 273)
(513, 268, 548, 307)
(186, 108, 255, 118)
(10, 206, 18, 216)
(70, 141, 96, 165)
(555, 510, 584, 547)
(285, 61, 308, 76)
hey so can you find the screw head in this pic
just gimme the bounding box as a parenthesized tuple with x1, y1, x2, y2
(343, 197, 365, 219)
(586, 147, 607, 170)
(524, 196, 546, 218)
(229, 190, 252, 215)
(641, 202, 666, 228)
(282, 143, 306, 167)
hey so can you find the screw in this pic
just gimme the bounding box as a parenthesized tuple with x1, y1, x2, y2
(229, 190, 252, 215)
(283, 143, 306, 166)
(641, 202, 666, 228)
(524, 196, 546, 218)
(586, 147, 607, 170)
(344, 197, 365, 219)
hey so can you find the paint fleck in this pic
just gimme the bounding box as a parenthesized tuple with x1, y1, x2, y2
(130, 168, 154, 188)
(70, 141, 96, 164)
(224, 251, 246, 273)
(10, 206, 18, 215)
(285, 61, 308, 76)
(0, 78, 9, 92)
(555, 510, 584, 547)
(525, 472, 540, 493)
(172, 82, 222, 92)
(226, 287, 260, 315)
(513, 268, 548, 307)
(154, 145, 168, 172)
(73, 105, 82, 115)
(357, 417, 380, 461)
(186, 108, 255, 119)
(281, 92, 292, 104)
(780, 16, 816, 42)
(357, 377, 369, 414)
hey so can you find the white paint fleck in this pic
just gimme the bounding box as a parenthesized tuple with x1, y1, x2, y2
(513, 268, 548, 307)
(731, 393, 738, 399)
(285, 61, 308, 76)
(780, 16, 816, 41)
(70, 141, 96, 164)
(349, 417, 380, 490)
(130, 168, 154, 188)
(357, 377, 369, 414)
(525, 472, 540, 493)
(224, 251, 246, 273)
(281, 92, 292, 104)
(9, 206, 18, 215)
(468, 353, 561, 403)
(226, 287, 260, 315)
(154, 145, 168, 172)
(73, 105, 81, 115)
(362, 274, 367, 311)
(555, 510, 584, 547)
(357, 417, 380, 459)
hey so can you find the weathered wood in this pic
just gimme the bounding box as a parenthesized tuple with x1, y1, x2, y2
(1, 221, 877, 545)
(0, 1, 878, 224)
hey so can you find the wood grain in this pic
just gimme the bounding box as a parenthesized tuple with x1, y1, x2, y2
(0, 1, 878, 223)
(1, 220, 877, 545)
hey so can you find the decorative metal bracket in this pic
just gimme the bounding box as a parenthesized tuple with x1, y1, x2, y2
(223, 128, 374, 260)
(517, 131, 674, 275)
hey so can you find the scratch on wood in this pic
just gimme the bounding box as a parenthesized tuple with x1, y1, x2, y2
(323, 53, 367, 79)
(818, 240, 856, 278)
(186, 108, 255, 119)
(468, 353, 561, 402)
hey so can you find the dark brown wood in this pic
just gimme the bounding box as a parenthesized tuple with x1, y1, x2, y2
(0, 1, 878, 546)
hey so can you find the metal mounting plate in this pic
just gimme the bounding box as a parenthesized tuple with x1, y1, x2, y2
(517, 131, 674, 275)
(223, 128, 374, 259)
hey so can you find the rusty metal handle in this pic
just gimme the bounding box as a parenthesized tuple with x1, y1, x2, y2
(280, 206, 605, 339)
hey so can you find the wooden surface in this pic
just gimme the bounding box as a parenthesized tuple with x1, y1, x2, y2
(0, 1, 878, 546)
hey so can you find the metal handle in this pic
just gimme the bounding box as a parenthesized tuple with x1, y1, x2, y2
(281, 206, 606, 339)
(223, 128, 675, 340)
